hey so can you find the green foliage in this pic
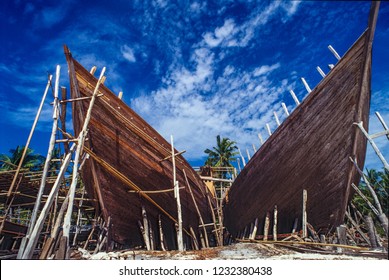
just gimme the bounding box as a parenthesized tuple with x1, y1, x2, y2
(0, 145, 45, 171)
(351, 168, 388, 217)
(204, 135, 239, 168)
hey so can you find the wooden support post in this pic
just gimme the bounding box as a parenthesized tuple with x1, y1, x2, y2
(257, 133, 264, 145)
(301, 77, 312, 93)
(118, 91, 123, 100)
(238, 148, 246, 167)
(273, 111, 281, 127)
(281, 103, 290, 116)
(328, 45, 341, 60)
(273, 205, 278, 241)
(62, 67, 106, 255)
(246, 149, 251, 160)
(183, 169, 209, 248)
(190, 227, 199, 250)
(316, 66, 326, 78)
(350, 159, 388, 234)
(141, 206, 151, 250)
(250, 218, 258, 240)
(289, 89, 300, 106)
(292, 218, 298, 233)
(158, 215, 166, 251)
(320, 234, 326, 244)
(5, 75, 53, 205)
(171, 135, 183, 252)
(365, 215, 378, 248)
(263, 212, 270, 241)
(149, 219, 155, 251)
(20, 145, 75, 259)
(252, 143, 257, 153)
(302, 189, 307, 239)
(375, 111, 389, 141)
(60, 87, 69, 153)
(336, 225, 347, 245)
(72, 186, 85, 246)
(307, 223, 319, 242)
(354, 122, 389, 171)
(266, 123, 272, 136)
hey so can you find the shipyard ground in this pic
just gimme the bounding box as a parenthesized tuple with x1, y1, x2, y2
(71, 242, 388, 260)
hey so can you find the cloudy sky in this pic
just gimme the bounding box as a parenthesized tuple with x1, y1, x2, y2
(1, 0, 388, 171)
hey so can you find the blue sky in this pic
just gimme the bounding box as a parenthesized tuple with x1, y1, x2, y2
(0, 0, 388, 171)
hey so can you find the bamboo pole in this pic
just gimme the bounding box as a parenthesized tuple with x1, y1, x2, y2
(171, 135, 183, 251)
(158, 215, 166, 251)
(351, 183, 379, 216)
(302, 189, 307, 239)
(257, 133, 264, 145)
(141, 205, 151, 250)
(316, 66, 326, 78)
(365, 215, 378, 248)
(273, 111, 281, 127)
(266, 123, 272, 136)
(149, 219, 155, 251)
(20, 145, 75, 259)
(375, 111, 389, 141)
(183, 169, 209, 248)
(289, 90, 300, 106)
(354, 122, 389, 171)
(301, 77, 312, 93)
(5, 75, 53, 203)
(328, 45, 341, 60)
(60, 87, 69, 153)
(263, 212, 270, 241)
(246, 149, 251, 160)
(350, 157, 384, 215)
(345, 211, 371, 245)
(250, 218, 258, 240)
(281, 103, 290, 116)
(238, 148, 246, 167)
(190, 227, 199, 250)
(63, 67, 106, 250)
(24, 66, 61, 251)
(273, 205, 278, 241)
(72, 186, 85, 246)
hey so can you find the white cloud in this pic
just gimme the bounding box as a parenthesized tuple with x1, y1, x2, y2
(121, 45, 136, 63)
(254, 63, 281, 77)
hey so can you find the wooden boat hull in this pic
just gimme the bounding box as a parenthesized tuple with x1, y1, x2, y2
(65, 48, 213, 248)
(224, 4, 378, 237)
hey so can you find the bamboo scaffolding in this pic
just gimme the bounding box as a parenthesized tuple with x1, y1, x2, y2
(62, 67, 106, 257)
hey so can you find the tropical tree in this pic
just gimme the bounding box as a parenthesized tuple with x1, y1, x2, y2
(0, 145, 45, 171)
(351, 168, 388, 235)
(204, 135, 238, 168)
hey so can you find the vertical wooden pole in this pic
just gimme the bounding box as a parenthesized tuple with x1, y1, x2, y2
(302, 189, 307, 239)
(5, 75, 53, 203)
(141, 205, 151, 250)
(23, 66, 61, 256)
(273, 205, 278, 241)
(20, 145, 75, 259)
(62, 67, 106, 253)
(266, 123, 272, 136)
(365, 215, 378, 248)
(250, 218, 258, 240)
(301, 77, 312, 93)
(158, 215, 166, 251)
(72, 186, 85, 246)
(263, 212, 270, 241)
(148, 219, 155, 251)
(281, 102, 290, 116)
(316, 66, 326, 78)
(257, 133, 264, 145)
(189, 227, 199, 250)
(289, 90, 300, 106)
(273, 111, 281, 126)
(171, 135, 183, 252)
(375, 111, 389, 141)
(183, 169, 209, 248)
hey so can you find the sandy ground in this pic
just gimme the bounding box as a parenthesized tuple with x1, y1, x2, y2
(72, 242, 388, 260)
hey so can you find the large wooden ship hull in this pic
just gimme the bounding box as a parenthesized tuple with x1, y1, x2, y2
(64, 47, 214, 248)
(224, 3, 379, 236)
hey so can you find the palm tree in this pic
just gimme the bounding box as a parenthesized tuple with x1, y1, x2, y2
(204, 135, 238, 169)
(0, 145, 45, 171)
